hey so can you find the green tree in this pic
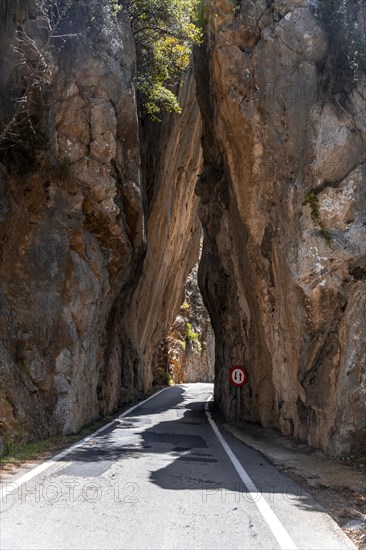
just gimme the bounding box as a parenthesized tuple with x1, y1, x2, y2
(123, 0, 201, 118)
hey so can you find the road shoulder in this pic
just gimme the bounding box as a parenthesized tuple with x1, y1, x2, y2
(223, 421, 366, 550)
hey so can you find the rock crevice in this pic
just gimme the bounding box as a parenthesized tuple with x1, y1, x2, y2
(195, 0, 366, 455)
(1, 0, 365, 458)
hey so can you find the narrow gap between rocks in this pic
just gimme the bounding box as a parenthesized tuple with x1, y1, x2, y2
(153, 238, 215, 387)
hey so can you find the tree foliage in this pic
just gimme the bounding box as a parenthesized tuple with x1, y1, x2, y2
(0, 0, 201, 143)
(123, 0, 201, 119)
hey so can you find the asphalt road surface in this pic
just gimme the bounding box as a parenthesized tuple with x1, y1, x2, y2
(0, 383, 355, 549)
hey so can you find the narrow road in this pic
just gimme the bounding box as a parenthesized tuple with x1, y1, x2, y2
(0, 384, 355, 549)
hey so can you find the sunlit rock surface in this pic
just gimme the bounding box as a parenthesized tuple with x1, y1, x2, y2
(154, 262, 215, 385)
(195, 0, 366, 455)
(0, 8, 202, 450)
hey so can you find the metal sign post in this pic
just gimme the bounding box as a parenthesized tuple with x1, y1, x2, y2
(236, 386, 240, 423)
(229, 366, 248, 423)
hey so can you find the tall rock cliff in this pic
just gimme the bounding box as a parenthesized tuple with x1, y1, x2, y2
(195, 0, 366, 455)
(125, 73, 202, 393)
(0, 5, 201, 451)
(1, 0, 365, 459)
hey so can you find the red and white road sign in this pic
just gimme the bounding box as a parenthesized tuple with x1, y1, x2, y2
(230, 366, 247, 387)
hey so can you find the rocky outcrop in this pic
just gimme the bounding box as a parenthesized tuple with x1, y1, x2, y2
(154, 262, 215, 385)
(195, 0, 366, 455)
(0, 7, 144, 447)
(125, 72, 202, 393)
(1, 0, 365, 460)
(0, 6, 202, 451)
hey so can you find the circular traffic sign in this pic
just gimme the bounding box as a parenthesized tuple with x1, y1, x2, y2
(230, 366, 247, 387)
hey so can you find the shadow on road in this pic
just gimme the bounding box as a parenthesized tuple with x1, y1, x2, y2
(55, 385, 323, 515)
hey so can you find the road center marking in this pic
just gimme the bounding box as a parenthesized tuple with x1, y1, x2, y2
(1, 387, 170, 502)
(205, 398, 297, 550)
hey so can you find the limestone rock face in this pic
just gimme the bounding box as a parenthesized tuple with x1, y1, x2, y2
(195, 0, 366, 455)
(155, 262, 215, 385)
(0, 9, 144, 446)
(126, 73, 203, 393)
(0, 9, 201, 450)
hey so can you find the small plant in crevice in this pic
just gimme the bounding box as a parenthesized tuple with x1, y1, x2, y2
(304, 190, 332, 245)
(185, 322, 202, 353)
(153, 367, 174, 386)
(177, 339, 187, 350)
(305, 190, 322, 225)
(166, 371, 174, 386)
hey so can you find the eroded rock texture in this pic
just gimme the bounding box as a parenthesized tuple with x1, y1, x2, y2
(154, 262, 215, 385)
(0, 7, 201, 451)
(1, 0, 365, 459)
(0, 8, 143, 446)
(196, 0, 366, 455)
(126, 73, 202, 392)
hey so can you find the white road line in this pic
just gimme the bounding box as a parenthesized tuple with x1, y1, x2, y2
(205, 398, 298, 550)
(0, 387, 170, 501)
